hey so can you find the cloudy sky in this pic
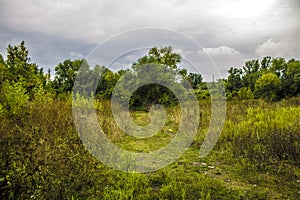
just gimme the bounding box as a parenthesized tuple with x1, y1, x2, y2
(0, 0, 299, 80)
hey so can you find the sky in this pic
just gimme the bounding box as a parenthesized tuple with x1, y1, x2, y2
(0, 0, 299, 80)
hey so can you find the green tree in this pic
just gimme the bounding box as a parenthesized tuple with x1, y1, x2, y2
(0, 80, 29, 116)
(225, 67, 243, 94)
(0, 54, 9, 85)
(95, 65, 120, 99)
(53, 59, 83, 94)
(237, 87, 254, 100)
(187, 72, 203, 89)
(4, 41, 46, 98)
(134, 46, 182, 109)
(254, 72, 281, 101)
(270, 57, 287, 78)
(260, 56, 272, 71)
(117, 46, 184, 110)
(133, 46, 181, 70)
(73, 60, 99, 97)
(242, 60, 260, 91)
(283, 60, 300, 96)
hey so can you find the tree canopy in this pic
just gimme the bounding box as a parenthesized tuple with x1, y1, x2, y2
(0, 41, 299, 106)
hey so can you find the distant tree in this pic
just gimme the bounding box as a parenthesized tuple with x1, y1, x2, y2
(94, 65, 120, 99)
(225, 67, 243, 93)
(178, 68, 188, 77)
(53, 59, 83, 94)
(283, 60, 300, 97)
(119, 46, 184, 110)
(0, 54, 9, 85)
(73, 60, 99, 97)
(260, 56, 272, 71)
(133, 46, 181, 70)
(242, 60, 260, 91)
(187, 72, 203, 89)
(270, 57, 287, 78)
(254, 72, 281, 101)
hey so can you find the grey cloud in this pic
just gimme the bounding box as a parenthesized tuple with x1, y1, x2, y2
(0, 0, 299, 78)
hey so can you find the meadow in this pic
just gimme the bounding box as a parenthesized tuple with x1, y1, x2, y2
(1, 96, 299, 199)
(1, 43, 300, 199)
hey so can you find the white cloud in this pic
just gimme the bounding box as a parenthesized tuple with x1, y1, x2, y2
(209, 0, 276, 19)
(173, 48, 183, 55)
(70, 52, 84, 59)
(255, 38, 299, 58)
(199, 46, 240, 56)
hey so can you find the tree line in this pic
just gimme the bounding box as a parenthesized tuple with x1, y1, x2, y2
(0, 41, 299, 113)
(224, 56, 300, 101)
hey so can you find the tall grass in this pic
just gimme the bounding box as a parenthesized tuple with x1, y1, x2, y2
(0, 97, 299, 199)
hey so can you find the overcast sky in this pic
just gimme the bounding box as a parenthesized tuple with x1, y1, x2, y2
(0, 0, 299, 80)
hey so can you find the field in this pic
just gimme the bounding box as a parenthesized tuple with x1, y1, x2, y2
(1, 97, 299, 199)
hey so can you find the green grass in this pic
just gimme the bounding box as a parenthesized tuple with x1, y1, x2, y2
(0, 98, 300, 199)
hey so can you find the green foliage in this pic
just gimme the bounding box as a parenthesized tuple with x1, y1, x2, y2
(95, 65, 120, 99)
(187, 72, 203, 89)
(133, 46, 181, 70)
(1, 95, 300, 199)
(225, 57, 300, 101)
(237, 87, 254, 100)
(116, 63, 185, 111)
(125, 46, 185, 110)
(53, 59, 84, 94)
(242, 59, 260, 91)
(73, 60, 97, 97)
(195, 89, 210, 100)
(3, 41, 47, 98)
(0, 80, 29, 116)
(283, 60, 300, 97)
(222, 104, 300, 163)
(225, 67, 243, 93)
(270, 57, 287, 78)
(1, 42, 300, 199)
(0, 54, 9, 85)
(254, 72, 281, 101)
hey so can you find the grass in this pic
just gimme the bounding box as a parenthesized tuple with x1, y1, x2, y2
(0, 98, 300, 199)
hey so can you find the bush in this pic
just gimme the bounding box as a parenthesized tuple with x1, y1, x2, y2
(254, 73, 281, 101)
(0, 80, 29, 116)
(237, 87, 254, 100)
(222, 106, 300, 163)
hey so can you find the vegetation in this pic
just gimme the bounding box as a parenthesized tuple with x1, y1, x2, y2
(0, 41, 299, 199)
(224, 57, 300, 100)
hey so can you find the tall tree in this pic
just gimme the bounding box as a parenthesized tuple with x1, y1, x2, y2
(118, 46, 184, 110)
(225, 67, 243, 93)
(283, 60, 300, 97)
(187, 72, 203, 89)
(94, 65, 120, 99)
(53, 59, 83, 94)
(270, 57, 287, 78)
(73, 60, 99, 97)
(260, 56, 272, 71)
(242, 60, 260, 91)
(4, 41, 46, 98)
(6, 41, 39, 80)
(133, 46, 181, 70)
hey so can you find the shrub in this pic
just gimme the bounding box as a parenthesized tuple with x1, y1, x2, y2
(0, 80, 29, 116)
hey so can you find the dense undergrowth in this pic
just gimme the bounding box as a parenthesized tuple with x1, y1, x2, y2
(0, 97, 300, 199)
